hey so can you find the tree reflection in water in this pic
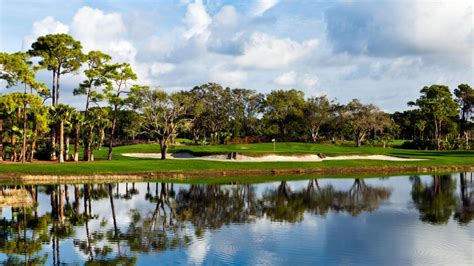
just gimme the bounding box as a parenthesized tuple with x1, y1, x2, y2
(454, 172, 474, 224)
(0, 174, 472, 264)
(411, 175, 457, 224)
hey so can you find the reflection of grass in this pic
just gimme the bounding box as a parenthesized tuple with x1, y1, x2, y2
(0, 142, 472, 176)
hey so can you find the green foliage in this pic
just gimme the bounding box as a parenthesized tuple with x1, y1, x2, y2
(409, 85, 460, 150)
(73, 50, 111, 110)
(29, 33, 83, 75)
(264, 89, 306, 139)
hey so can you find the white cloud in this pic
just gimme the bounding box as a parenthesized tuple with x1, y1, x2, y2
(22, 16, 69, 49)
(213, 5, 239, 28)
(183, 0, 211, 41)
(303, 74, 318, 88)
(149, 62, 176, 76)
(399, 0, 473, 54)
(236, 32, 318, 69)
(326, 0, 473, 57)
(250, 0, 279, 17)
(70, 6, 136, 63)
(16, 1, 473, 112)
(274, 71, 296, 86)
(210, 65, 248, 86)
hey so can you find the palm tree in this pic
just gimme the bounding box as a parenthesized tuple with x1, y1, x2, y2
(83, 107, 110, 161)
(49, 104, 75, 163)
(70, 111, 85, 161)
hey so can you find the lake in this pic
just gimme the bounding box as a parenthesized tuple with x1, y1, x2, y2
(0, 173, 473, 265)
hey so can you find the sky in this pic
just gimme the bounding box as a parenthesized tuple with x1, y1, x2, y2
(0, 0, 473, 112)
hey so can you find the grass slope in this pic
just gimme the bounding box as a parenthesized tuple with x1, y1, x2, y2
(0, 142, 472, 175)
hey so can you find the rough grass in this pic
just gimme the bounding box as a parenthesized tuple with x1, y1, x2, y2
(0, 142, 472, 175)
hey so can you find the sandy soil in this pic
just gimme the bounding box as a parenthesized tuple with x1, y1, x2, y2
(121, 153, 425, 162)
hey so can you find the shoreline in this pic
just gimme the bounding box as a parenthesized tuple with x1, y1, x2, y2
(1, 164, 473, 184)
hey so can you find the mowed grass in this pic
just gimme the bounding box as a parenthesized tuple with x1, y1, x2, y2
(0, 142, 472, 175)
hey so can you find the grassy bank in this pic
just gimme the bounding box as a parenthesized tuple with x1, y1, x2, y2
(0, 143, 472, 177)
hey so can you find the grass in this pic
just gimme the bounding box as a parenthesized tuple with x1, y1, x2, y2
(0, 142, 472, 176)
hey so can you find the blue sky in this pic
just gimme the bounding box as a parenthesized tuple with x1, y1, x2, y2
(0, 0, 472, 111)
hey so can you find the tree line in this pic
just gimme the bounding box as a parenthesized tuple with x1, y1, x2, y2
(0, 34, 473, 163)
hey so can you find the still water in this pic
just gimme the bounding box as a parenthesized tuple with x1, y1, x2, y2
(0, 173, 473, 265)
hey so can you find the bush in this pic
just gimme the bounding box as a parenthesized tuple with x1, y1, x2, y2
(401, 139, 436, 150)
(401, 138, 472, 150)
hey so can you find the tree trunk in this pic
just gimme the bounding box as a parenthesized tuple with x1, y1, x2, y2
(52, 70, 56, 106)
(56, 70, 60, 104)
(0, 119, 3, 161)
(65, 133, 70, 161)
(86, 127, 93, 161)
(29, 128, 38, 162)
(59, 121, 64, 163)
(99, 128, 105, 150)
(355, 130, 364, 147)
(21, 102, 27, 163)
(311, 126, 319, 143)
(85, 87, 91, 115)
(160, 139, 168, 160)
(74, 126, 80, 162)
(434, 119, 440, 150)
(10, 134, 16, 162)
(51, 127, 57, 161)
(108, 108, 118, 160)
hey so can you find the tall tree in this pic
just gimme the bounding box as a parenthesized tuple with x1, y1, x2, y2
(49, 104, 75, 163)
(0, 52, 47, 162)
(264, 89, 305, 139)
(230, 88, 264, 137)
(409, 85, 460, 150)
(346, 99, 387, 147)
(73, 50, 111, 114)
(29, 34, 83, 105)
(304, 95, 331, 142)
(190, 83, 231, 144)
(104, 63, 137, 160)
(454, 84, 474, 141)
(70, 111, 85, 162)
(129, 86, 194, 159)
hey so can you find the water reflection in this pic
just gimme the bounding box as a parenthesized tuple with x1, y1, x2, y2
(0, 173, 472, 265)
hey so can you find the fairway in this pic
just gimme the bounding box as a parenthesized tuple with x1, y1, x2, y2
(1, 142, 472, 176)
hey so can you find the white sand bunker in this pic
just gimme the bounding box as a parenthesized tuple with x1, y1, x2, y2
(122, 153, 425, 162)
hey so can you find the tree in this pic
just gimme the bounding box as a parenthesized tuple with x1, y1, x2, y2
(28, 104, 49, 162)
(70, 111, 85, 162)
(454, 84, 474, 141)
(104, 63, 137, 160)
(0, 52, 47, 162)
(83, 108, 110, 161)
(304, 96, 331, 142)
(129, 86, 194, 159)
(229, 88, 264, 138)
(409, 85, 460, 150)
(189, 83, 231, 144)
(29, 34, 83, 105)
(346, 99, 387, 147)
(49, 104, 75, 163)
(264, 89, 305, 139)
(73, 50, 111, 113)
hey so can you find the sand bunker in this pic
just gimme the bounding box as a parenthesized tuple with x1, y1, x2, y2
(122, 153, 425, 162)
